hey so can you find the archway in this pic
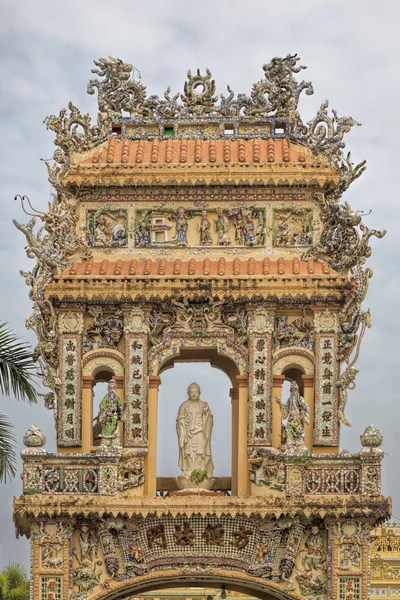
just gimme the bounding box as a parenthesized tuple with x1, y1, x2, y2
(157, 361, 232, 493)
(89, 570, 300, 600)
(82, 349, 125, 451)
(147, 343, 246, 496)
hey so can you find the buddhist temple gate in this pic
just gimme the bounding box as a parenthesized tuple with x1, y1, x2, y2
(12, 54, 390, 600)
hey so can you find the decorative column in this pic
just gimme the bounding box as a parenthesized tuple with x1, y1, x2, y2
(236, 374, 249, 496)
(230, 387, 239, 496)
(31, 519, 73, 600)
(57, 312, 84, 448)
(313, 309, 339, 448)
(146, 375, 161, 496)
(329, 520, 370, 600)
(302, 374, 314, 452)
(272, 374, 285, 449)
(81, 376, 94, 453)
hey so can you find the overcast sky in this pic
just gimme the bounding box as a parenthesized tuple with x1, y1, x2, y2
(1, 0, 399, 570)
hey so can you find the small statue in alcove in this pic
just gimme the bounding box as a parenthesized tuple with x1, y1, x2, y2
(176, 382, 214, 489)
(276, 381, 309, 455)
(94, 380, 123, 452)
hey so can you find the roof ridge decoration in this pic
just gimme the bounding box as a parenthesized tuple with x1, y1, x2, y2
(45, 54, 360, 169)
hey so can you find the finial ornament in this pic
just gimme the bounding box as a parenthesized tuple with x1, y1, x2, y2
(22, 424, 47, 455)
(360, 424, 383, 453)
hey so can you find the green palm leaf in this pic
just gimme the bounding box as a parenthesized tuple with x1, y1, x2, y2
(0, 323, 38, 403)
(0, 410, 17, 483)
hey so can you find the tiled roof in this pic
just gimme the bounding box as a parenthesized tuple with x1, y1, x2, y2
(64, 257, 334, 278)
(76, 138, 322, 167)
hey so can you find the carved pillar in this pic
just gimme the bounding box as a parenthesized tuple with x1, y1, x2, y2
(272, 374, 285, 449)
(302, 374, 314, 452)
(313, 310, 339, 449)
(31, 519, 73, 600)
(57, 311, 84, 449)
(329, 520, 370, 600)
(230, 387, 239, 496)
(81, 376, 95, 453)
(236, 374, 249, 496)
(146, 375, 161, 497)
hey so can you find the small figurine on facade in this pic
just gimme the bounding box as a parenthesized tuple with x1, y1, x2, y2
(198, 210, 212, 245)
(277, 381, 309, 454)
(94, 380, 123, 452)
(176, 382, 214, 489)
(172, 207, 189, 246)
(215, 208, 231, 245)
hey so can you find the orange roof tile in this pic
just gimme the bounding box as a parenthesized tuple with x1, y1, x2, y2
(76, 138, 321, 167)
(64, 257, 334, 278)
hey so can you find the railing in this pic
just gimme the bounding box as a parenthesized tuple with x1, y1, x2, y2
(21, 449, 382, 497)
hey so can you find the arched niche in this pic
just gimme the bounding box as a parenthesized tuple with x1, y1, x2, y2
(150, 338, 248, 384)
(149, 341, 245, 495)
(273, 347, 314, 377)
(83, 348, 124, 379)
(89, 570, 300, 600)
(82, 349, 124, 449)
(159, 346, 242, 388)
(273, 347, 314, 451)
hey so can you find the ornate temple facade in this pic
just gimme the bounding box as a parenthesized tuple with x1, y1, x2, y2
(12, 55, 390, 600)
(370, 524, 400, 599)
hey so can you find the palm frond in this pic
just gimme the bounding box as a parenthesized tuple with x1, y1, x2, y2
(0, 409, 17, 483)
(0, 323, 38, 403)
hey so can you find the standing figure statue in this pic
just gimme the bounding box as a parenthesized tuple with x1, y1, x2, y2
(198, 210, 212, 245)
(172, 207, 189, 246)
(277, 381, 309, 454)
(94, 380, 123, 452)
(215, 208, 231, 245)
(176, 382, 214, 489)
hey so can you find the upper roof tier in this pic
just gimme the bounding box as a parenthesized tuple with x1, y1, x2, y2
(45, 54, 361, 176)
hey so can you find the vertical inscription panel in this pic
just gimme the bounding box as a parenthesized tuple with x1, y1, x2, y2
(124, 310, 149, 447)
(248, 308, 274, 447)
(314, 332, 339, 446)
(58, 335, 82, 446)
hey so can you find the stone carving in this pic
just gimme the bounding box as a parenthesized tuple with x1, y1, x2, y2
(41, 543, 63, 569)
(59, 311, 84, 334)
(174, 523, 195, 546)
(176, 382, 214, 488)
(274, 206, 313, 246)
(72, 523, 101, 599)
(215, 208, 231, 245)
(203, 523, 224, 546)
(198, 210, 212, 245)
(296, 525, 327, 600)
(277, 381, 309, 454)
(134, 206, 264, 248)
(339, 542, 361, 571)
(84, 307, 124, 352)
(274, 315, 314, 351)
(117, 455, 145, 490)
(87, 208, 127, 247)
(170, 207, 190, 246)
(94, 380, 123, 452)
